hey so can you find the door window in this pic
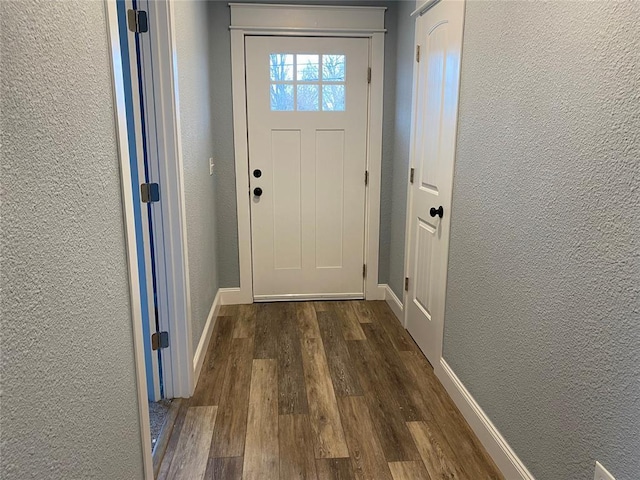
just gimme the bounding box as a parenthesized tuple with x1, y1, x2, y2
(270, 53, 345, 111)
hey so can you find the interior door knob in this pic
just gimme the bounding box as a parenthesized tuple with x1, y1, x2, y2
(253, 187, 263, 197)
(430, 206, 443, 218)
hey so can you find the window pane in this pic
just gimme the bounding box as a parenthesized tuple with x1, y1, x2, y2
(296, 54, 319, 81)
(297, 84, 319, 111)
(270, 54, 294, 81)
(322, 84, 345, 111)
(271, 83, 294, 111)
(322, 55, 345, 82)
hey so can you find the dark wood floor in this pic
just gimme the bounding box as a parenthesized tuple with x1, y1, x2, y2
(157, 301, 503, 480)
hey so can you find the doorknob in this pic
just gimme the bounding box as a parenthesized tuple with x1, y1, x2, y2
(253, 187, 263, 197)
(429, 206, 443, 218)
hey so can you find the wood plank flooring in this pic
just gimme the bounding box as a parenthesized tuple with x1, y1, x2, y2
(158, 301, 503, 480)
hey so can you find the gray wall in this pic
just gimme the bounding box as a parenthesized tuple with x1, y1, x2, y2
(208, 0, 239, 288)
(0, 1, 144, 478)
(174, 0, 220, 351)
(387, 0, 415, 298)
(377, 1, 398, 286)
(206, 0, 401, 288)
(443, 2, 640, 479)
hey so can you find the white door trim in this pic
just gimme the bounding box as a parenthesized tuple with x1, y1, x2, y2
(230, 4, 386, 303)
(155, 0, 195, 398)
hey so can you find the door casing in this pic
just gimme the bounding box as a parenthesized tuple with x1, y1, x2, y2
(229, 3, 387, 304)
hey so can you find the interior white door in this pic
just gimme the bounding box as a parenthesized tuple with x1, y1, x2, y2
(405, 0, 465, 365)
(245, 36, 369, 301)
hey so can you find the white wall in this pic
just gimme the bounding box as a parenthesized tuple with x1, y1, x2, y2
(0, 1, 144, 478)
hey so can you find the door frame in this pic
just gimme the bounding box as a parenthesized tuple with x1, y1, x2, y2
(133, 0, 195, 400)
(105, 1, 194, 476)
(107, 0, 194, 397)
(105, 1, 153, 476)
(229, 3, 387, 304)
(402, 0, 465, 366)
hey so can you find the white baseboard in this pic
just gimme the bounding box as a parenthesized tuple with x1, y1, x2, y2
(378, 283, 403, 322)
(192, 289, 222, 384)
(370, 283, 387, 301)
(220, 287, 252, 305)
(436, 359, 535, 480)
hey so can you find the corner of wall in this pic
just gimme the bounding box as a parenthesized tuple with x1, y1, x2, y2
(380, 283, 403, 322)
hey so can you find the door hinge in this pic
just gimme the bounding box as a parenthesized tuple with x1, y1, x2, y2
(405, 277, 409, 291)
(151, 331, 169, 351)
(140, 183, 159, 203)
(416, 45, 421, 63)
(363, 264, 367, 278)
(367, 67, 372, 84)
(409, 167, 415, 184)
(128, 8, 149, 33)
(364, 170, 369, 186)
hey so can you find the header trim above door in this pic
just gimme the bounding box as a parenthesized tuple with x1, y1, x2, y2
(229, 3, 386, 33)
(228, 4, 386, 304)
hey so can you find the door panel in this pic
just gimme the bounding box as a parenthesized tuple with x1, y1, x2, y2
(406, 0, 465, 365)
(315, 129, 345, 269)
(245, 36, 369, 299)
(415, 219, 435, 318)
(272, 129, 302, 270)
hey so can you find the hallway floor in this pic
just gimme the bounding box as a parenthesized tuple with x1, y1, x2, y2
(157, 301, 502, 479)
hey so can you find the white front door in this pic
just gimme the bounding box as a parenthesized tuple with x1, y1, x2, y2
(405, 0, 465, 365)
(245, 36, 369, 301)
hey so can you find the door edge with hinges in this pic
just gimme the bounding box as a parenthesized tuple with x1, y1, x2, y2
(127, 8, 149, 33)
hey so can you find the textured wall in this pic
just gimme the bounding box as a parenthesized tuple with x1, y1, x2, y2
(387, 0, 415, 298)
(0, 1, 144, 479)
(173, 0, 219, 351)
(207, 0, 399, 288)
(443, 2, 640, 479)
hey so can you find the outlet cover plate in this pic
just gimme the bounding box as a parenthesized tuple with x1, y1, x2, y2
(594, 461, 615, 480)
